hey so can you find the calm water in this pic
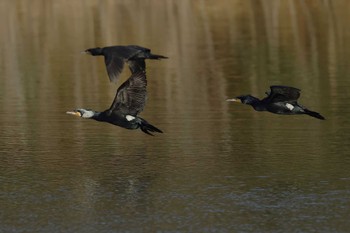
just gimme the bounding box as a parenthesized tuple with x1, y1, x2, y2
(1, 1, 350, 232)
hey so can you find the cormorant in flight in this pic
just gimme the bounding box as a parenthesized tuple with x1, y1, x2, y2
(84, 45, 167, 83)
(66, 71, 163, 135)
(227, 86, 325, 120)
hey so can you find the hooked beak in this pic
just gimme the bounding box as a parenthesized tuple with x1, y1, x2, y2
(81, 50, 90, 55)
(66, 111, 81, 117)
(226, 98, 241, 103)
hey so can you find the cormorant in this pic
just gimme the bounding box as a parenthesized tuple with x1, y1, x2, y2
(83, 45, 168, 83)
(66, 71, 163, 135)
(227, 86, 325, 120)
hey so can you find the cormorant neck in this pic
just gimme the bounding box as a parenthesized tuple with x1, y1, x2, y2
(91, 111, 103, 121)
(242, 96, 265, 111)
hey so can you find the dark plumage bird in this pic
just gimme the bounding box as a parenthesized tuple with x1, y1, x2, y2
(84, 45, 168, 83)
(66, 71, 163, 135)
(227, 86, 325, 120)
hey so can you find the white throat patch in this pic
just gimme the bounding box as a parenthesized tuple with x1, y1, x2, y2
(126, 115, 136, 121)
(81, 110, 95, 118)
(285, 103, 294, 110)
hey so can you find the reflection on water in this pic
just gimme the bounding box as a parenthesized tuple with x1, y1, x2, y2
(1, 0, 350, 232)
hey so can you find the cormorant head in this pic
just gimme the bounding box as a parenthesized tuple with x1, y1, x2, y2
(66, 109, 96, 119)
(226, 95, 260, 105)
(83, 47, 103, 56)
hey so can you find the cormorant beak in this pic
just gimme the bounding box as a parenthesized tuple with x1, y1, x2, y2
(226, 98, 241, 103)
(66, 111, 81, 117)
(81, 50, 90, 55)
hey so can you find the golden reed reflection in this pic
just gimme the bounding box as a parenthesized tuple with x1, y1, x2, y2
(1, 1, 350, 226)
(1, 0, 350, 112)
(0, 0, 349, 165)
(0, 0, 349, 143)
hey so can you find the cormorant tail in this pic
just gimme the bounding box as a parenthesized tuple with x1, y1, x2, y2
(304, 109, 325, 120)
(139, 118, 163, 136)
(148, 54, 168, 60)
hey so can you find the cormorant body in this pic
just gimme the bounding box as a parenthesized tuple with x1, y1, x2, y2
(84, 45, 168, 83)
(227, 86, 325, 120)
(66, 71, 163, 135)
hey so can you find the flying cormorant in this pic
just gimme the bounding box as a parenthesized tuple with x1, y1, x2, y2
(227, 86, 325, 120)
(84, 45, 167, 83)
(66, 71, 163, 135)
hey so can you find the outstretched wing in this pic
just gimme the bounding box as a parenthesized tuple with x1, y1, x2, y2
(103, 46, 140, 83)
(264, 86, 301, 103)
(108, 71, 147, 116)
(104, 53, 125, 83)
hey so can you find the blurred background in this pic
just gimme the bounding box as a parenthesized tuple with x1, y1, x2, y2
(1, 0, 350, 232)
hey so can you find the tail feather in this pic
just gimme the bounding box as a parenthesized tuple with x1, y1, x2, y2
(139, 118, 163, 136)
(148, 53, 168, 60)
(304, 109, 325, 120)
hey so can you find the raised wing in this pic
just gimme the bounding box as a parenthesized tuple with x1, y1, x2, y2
(104, 53, 125, 83)
(108, 71, 147, 116)
(264, 85, 301, 103)
(103, 46, 141, 82)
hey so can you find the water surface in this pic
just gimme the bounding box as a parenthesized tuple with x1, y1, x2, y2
(1, 1, 350, 232)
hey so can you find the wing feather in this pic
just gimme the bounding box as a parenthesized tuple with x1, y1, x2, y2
(103, 46, 140, 82)
(108, 71, 147, 116)
(264, 86, 301, 103)
(104, 53, 125, 82)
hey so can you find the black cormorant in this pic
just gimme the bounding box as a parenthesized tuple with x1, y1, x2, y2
(84, 45, 168, 83)
(66, 71, 163, 135)
(227, 86, 325, 120)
